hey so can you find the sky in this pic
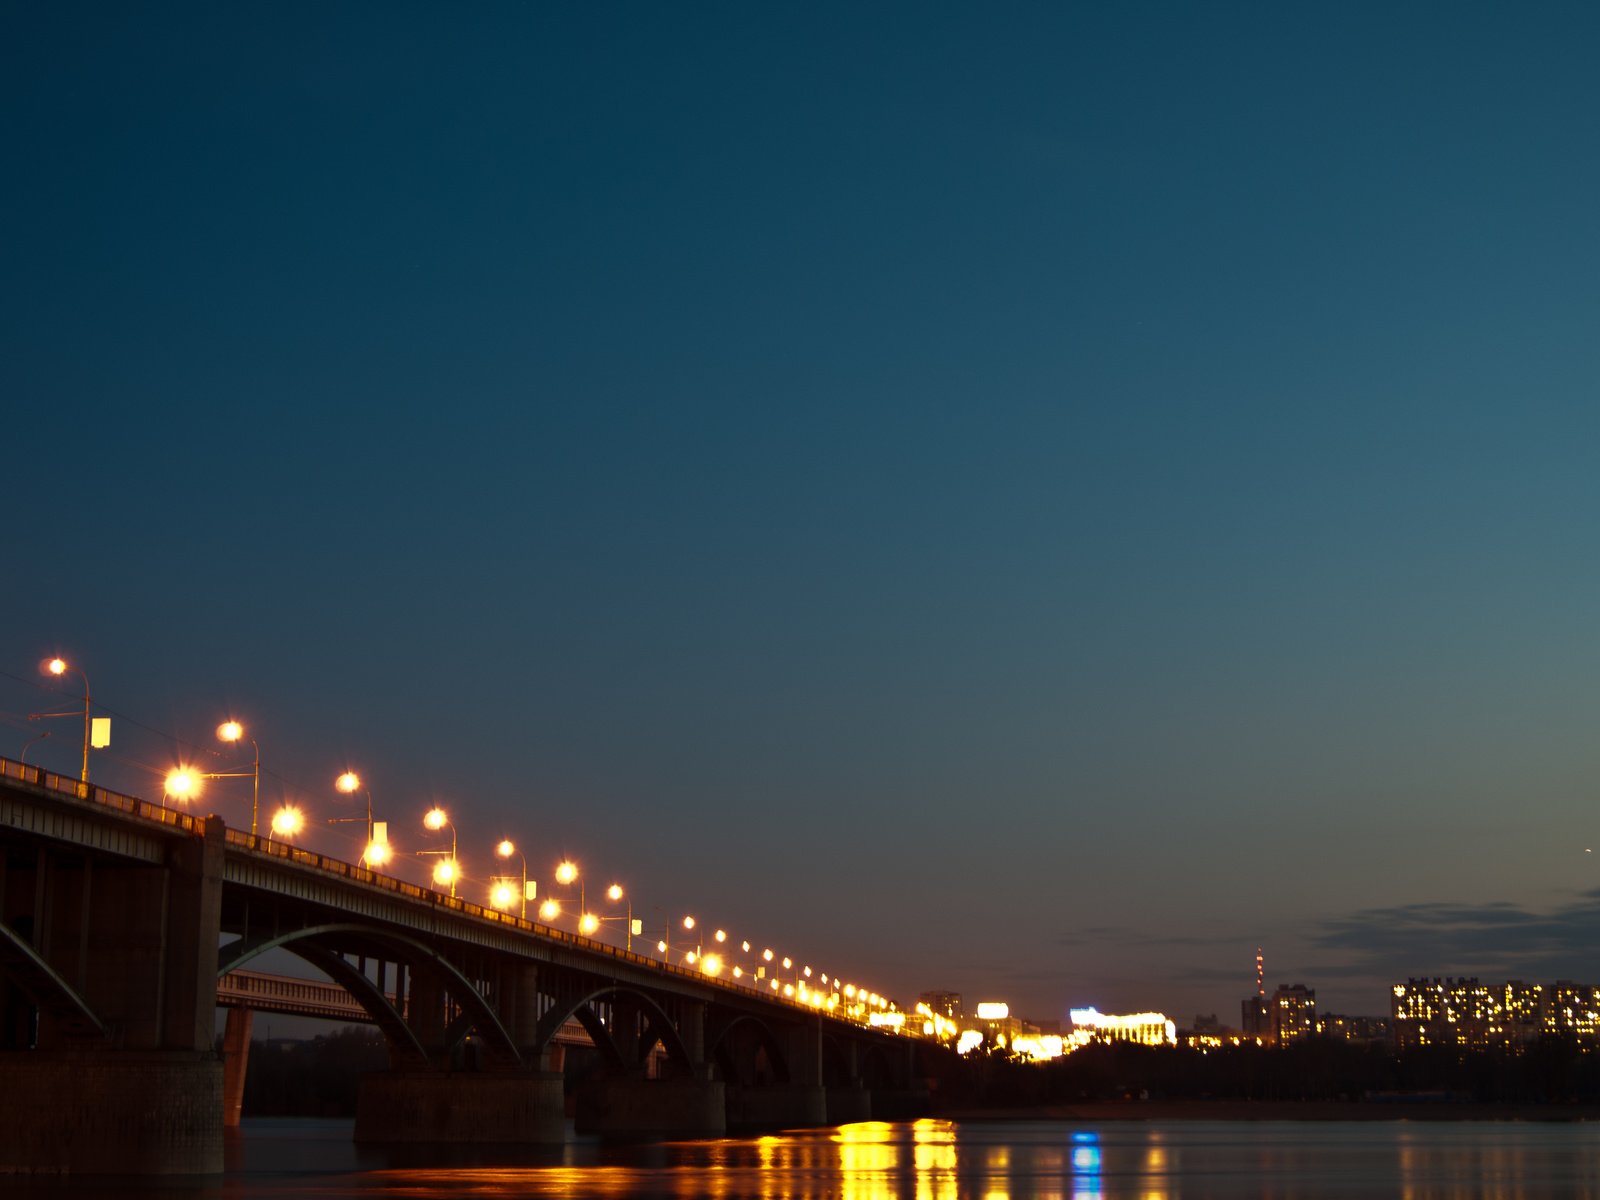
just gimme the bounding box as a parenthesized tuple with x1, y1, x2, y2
(6, 2, 1600, 1025)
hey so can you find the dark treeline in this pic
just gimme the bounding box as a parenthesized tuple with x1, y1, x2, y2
(239, 1027, 388, 1117)
(931, 1037, 1600, 1110)
(235, 1030, 1600, 1118)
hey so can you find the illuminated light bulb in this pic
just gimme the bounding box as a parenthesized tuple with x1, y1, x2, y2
(497, 839, 516, 858)
(714, 929, 727, 943)
(782, 957, 792, 970)
(555, 860, 578, 885)
(491, 882, 514, 909)
(686, 950, 698, 965)
(336, 771, 361, 793)
(431, 858, 456, 886)
(365, 841, 390, 867)
(424, 808, 448, 831)
(272, 806, 305, 838)
(657, 940, 668, 953)
(741, 941, 751, 953)
(165, 768, 200, 800)
(732, 966, 743, 979)
(701, 954, 723, 977)
(539, 899, 560, 921)
(579, 912, 599, 935)
(762, 948, 773, 962)
(682, 915, 696, 930)
(803, 966, 812, 977)
(607, 883, 623, 901)
(217, 721, 243, 743)
(47, 658, 68, 676)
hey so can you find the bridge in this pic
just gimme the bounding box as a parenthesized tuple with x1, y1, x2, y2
(0, 756, 937, 1175)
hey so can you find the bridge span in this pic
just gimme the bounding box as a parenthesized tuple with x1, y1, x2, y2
(0, 757, 936, 1174)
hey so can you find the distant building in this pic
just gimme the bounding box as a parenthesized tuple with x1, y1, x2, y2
(1068, 1007, 1175, 1047)
(1270, 984, 1317, 1045)
(1316, 1013, 1390, 1044)
(919, 991, 963, 1022)
(1391, 977, 1600, 1050)
(1241, 994, 1270, 1041)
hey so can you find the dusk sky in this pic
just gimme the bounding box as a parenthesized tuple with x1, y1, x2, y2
(7, 3, 1600, 1024)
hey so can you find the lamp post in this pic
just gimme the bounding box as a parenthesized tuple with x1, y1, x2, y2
(553, 860, 589, 933)
(39, 657, 92, 783)
(494, 839, 530, 919)
(269, 804, 305, 843)
(19, 729, 50, 765)
(419, 807, 459, 897)
(214, 720, 262, 838)
(330, 771, 388, 867)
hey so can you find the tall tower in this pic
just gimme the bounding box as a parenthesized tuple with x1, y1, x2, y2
(1242, 947, 1270, 1039)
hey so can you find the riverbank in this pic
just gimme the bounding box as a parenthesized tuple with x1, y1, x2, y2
(938, 1099, 1600, 1123)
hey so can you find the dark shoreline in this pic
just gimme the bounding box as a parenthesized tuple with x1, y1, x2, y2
(937, 1099, 1600, 1123)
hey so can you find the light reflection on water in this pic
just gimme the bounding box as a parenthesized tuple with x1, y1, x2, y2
(13, 1117, 1600, 1198)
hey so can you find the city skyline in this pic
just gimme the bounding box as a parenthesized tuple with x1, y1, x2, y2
(9, 3, 1600, 1022)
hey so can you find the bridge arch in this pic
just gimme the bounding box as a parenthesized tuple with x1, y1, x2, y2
(0, 918, 105, 1043)
(219, 924, 520, 1067)
(529, 985, 694, 1074)
(706, 1011, 792, 1086)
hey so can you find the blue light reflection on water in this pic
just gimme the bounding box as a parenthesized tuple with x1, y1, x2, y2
(12, 1117, 1600, 1198)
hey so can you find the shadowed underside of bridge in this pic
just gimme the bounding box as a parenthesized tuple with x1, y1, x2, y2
(0, 759, 937, 1174)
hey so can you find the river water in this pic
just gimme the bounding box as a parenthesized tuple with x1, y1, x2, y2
(17, 1117, 1600, 1197)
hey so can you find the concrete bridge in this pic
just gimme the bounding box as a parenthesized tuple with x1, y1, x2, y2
(0, 757, 935, 1175)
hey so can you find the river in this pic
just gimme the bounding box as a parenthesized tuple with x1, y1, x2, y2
(13, 1116, 1600, 1197)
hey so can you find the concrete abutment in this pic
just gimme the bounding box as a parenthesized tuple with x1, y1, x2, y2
(354, 1070, 566, 1144)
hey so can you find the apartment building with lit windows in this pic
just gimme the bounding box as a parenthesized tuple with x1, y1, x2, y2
(1392, 977, 1600, 1049)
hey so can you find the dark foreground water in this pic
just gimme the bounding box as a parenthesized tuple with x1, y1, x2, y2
(18, 1117, 1600, 1198)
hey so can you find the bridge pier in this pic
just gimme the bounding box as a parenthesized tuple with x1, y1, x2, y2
(0, 815, 226, 1175)
(221, 1007, 253, 1128)
(575, 1074, 726, 1138)
(354, 1069, 566, 1144)
(725, 1082, 826, 1132)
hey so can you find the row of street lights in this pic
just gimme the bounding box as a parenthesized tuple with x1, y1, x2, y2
(23, 651, 900, 1024)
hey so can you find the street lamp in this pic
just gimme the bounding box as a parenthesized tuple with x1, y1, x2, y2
(419, 806, 458, 897)
(214, 720, 262, 838)
(493, 838, 534, 919)
(578, 882, 639, 950)
(19, 730, 50, 765)
(269, 804, 305, 841)
(37, 657, 95, 783)
(164, 766, 201, 802)
(330, 771, 388, 867)
(553, 859, 589, 932)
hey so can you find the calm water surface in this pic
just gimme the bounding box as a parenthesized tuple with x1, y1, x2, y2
(20, 1117, 1600, 1198)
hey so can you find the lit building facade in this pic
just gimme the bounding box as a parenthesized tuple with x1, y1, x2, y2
(1391, 978, 1600, 1049)
(1270, 984, 1317, 1045)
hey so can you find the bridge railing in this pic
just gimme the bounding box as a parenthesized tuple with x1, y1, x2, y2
(0, 756, 203, 834)
(3, 755, 909, 1032)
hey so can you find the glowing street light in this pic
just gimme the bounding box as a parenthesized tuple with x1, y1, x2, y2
(36, 657, 97, 783)
(329, 771, 387, 867)
(270, 805, 305, 840)
(493, 838, 533, 919)
(164, 766, 201, 802)
(418, 806, 459, 897)
(214, 720, 262, 838)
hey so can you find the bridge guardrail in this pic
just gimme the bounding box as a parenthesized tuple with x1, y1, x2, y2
(3, 755, 908, 1032)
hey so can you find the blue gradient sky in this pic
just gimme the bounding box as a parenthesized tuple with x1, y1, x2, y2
(7, 2, 1600, 1022)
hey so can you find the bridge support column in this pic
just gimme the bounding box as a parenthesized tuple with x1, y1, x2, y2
(221, 1007, 254, 1128)
(575, 1076, 726, 1138)
(725, 1082, 826, 1132)
(0, 816, 226, 1175)
(354, 1070, 565, 1144)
